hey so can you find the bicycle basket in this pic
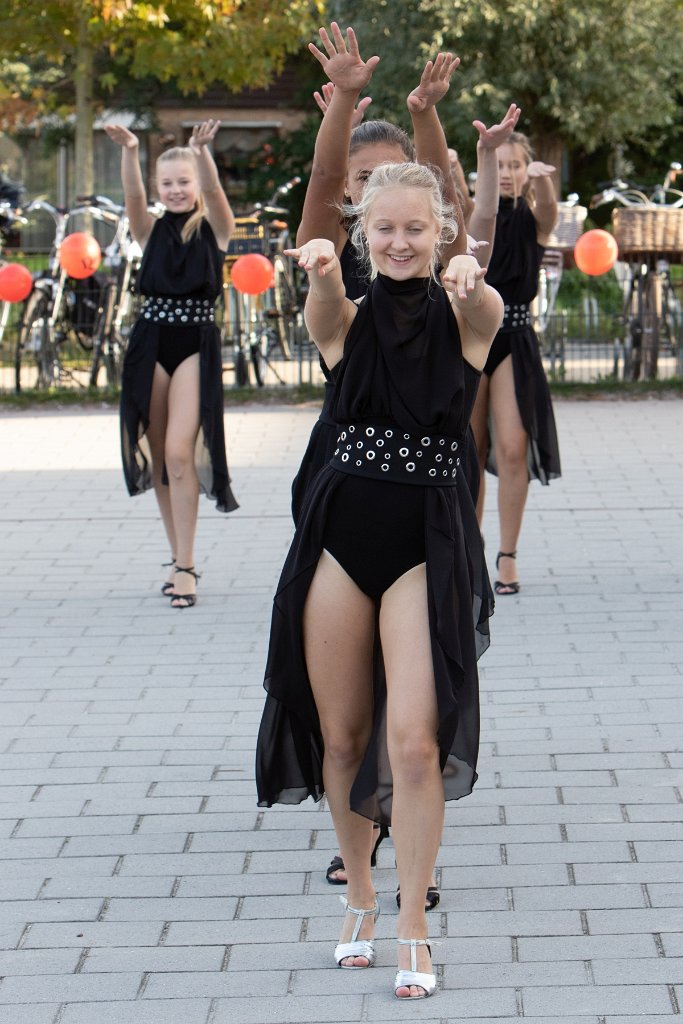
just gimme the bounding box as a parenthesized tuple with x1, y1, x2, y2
(226, 217, 267, 257)
(545, 204, 587, 250)
(612, 206, 683, 260)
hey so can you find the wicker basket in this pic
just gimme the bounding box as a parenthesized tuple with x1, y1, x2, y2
(546, 203, 587, 250)
(226, 217, 267, 258)
(612, 206, 683, 258)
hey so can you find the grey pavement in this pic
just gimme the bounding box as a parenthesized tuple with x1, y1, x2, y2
(0, 395, 681, 1024)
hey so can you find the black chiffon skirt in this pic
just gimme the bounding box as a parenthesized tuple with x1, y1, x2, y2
(290, 381, 338, 524)
(256, 461, 493, 826)
(120, 319, 238, 513)
(485, 326, 561, 485)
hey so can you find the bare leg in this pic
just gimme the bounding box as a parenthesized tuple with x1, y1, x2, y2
(146, 363, 176, 582)
(304, 551, 377, 966)
(381, 563, 443, 997)
(489, 356, 528, 588)
(470, 372, 490, 527)
(165, 355, 202, 603)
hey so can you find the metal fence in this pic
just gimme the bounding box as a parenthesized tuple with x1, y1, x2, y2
(1, 305, 681, 396)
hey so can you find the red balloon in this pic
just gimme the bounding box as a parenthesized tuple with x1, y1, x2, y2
(0, 262, 33, 303)
(59, 232, 102, 279)
(574, 229, 618, 276)
(230, 253, 274, 295)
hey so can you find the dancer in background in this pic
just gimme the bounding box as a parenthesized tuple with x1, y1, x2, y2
(469, 130, 561, 594)
(106, 120, 238, 607)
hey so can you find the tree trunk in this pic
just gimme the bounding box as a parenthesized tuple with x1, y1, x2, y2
(532, 133, 563, 197)
(73, 10, 94, 203)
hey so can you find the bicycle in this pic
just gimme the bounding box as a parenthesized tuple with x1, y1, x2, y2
(84, 195, 154, 388)
(590, 168, 683, 380)
(15, 197, 123, 391)
(221, 177, 306, 387)
(0, 201, 28, 350)
(531, 194, 587, 378)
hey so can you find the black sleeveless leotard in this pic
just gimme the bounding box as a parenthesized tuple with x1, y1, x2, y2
(256, 273, 492, 825)
(483, 197, 561, 484)
(120, 211, 238, 512)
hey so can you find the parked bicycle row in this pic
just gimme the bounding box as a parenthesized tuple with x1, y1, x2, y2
(0, 177, 309, 393)
(1, 164, 682, 393)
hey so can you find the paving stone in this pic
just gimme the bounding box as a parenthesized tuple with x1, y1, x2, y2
(1, 401, 682, 1022)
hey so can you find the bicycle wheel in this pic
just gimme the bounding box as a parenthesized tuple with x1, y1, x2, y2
(106, 284, 139, 388)
(89, 281, 117, 388)
(270, 255, 297, 360)
(15, 288, 58, 392)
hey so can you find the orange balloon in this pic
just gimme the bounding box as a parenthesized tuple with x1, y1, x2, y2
(0, 262, 33, 302)
(59, 232, 102, 279)
(574, 229, 618, 276)
(230, 253, 274, 295)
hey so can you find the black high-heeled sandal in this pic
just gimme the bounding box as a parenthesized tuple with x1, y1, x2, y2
(494, 550, 520, 595)
(160, 559, 176, 596)
(170, 566, 201, 609)
(325, 824, 388, 885)
(396, 883, 441, 912)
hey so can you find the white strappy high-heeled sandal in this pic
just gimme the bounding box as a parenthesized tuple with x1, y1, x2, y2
(334, 894, 380, 969)
(394, 938, 436, 998)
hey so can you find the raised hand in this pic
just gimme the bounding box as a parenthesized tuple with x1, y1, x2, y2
(466, 237, 490, 257)
(190, 119, 221, 151)
(104, 125, 139, 150)
(313, 82, 372, 128)
(309, 22, 380, 94)
(442, 254, 487, 301)
(527, 160, 556, 178)
(406, 53, 460, 114)
(473, 104, 522, 150)
(284, 238, 338, 276)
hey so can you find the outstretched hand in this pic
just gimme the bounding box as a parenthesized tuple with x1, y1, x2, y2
(527, 160, 556, 178)
(466, 237, 489, 257)
(284, 239, 338, 277)
(104, 125, 139, 150)
(309, 22, 379, 94)
(442, 254, 487, 301)
(473, 103, 522, 149)
(407, 53, 460, 114)
(190, 119, 221, 152)
(314, 82, 372, 128)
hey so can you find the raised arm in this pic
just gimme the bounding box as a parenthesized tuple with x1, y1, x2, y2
(468, 104, 522, 260)
(407, 53, 465, 259)
(313, 81, 372, 129)
(189, 119, 235, 252)
(442, 254, 504, 370)
(285, 238, 356, 368)
(297, 23, 379, 250)
(527, 161, 558, 243)
(104, 125, 154, 248)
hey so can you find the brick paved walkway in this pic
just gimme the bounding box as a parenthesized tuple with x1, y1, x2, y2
(0, 397, 681, 1023)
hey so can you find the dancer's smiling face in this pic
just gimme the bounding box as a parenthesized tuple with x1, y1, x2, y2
(364, 186, 440, 279)
(157, 158, 199, 213)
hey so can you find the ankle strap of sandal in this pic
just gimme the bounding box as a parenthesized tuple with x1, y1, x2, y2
(162, 558, 176, 568)
(496, 550, 517, 568)
(174, 565, 201, 580)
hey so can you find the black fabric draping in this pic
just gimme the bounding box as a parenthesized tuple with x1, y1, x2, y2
(256, 275, 492, 825)
(483, 197, 561, 485)
(331, 273, 465, 435)
(290, 240, 369, 522)
(120, 211, 238, 512)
